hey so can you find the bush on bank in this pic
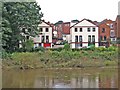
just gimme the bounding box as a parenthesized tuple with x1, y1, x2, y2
(2, 46, 118, 69)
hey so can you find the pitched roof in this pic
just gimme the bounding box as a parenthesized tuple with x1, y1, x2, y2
(41, 20, 53, 27)
(70, 18, 97, 28)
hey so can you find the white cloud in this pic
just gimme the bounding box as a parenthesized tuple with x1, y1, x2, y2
(36, 0, 119, 23)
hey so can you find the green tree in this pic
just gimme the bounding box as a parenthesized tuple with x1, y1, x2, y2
(2, 2, 43, 52)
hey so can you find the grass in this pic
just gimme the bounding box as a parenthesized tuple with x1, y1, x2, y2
(2, 46, 118, 69)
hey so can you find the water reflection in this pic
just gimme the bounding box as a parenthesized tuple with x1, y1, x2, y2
(2, 68, 118, 88)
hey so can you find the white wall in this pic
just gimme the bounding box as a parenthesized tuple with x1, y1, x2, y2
(33, 21, 53, 48)
(70, 19, 99, 48)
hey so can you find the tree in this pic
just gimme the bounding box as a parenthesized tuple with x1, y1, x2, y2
(2, 2, 43, 52)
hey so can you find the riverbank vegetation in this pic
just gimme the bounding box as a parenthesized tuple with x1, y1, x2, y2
(2, 45, 118, 70)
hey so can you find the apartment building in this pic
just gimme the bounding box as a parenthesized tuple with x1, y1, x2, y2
(70, 19, 99, 48)
(98, 19, 115, 47)
(33, 20, 52, 48)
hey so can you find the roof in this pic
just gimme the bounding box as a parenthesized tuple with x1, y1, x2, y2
(70, 18, 98, 28)
(41, 20, 53, 27)
(99, 19, 114, 25)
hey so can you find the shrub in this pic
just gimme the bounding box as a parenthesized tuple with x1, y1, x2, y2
(22, 39, 34, 52)
(63, 43, 70, 51)
(95, 47, 106, 51)
(107, 46, 117, 51)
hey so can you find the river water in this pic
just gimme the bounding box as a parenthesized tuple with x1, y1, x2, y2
(2, 68, 118, 88)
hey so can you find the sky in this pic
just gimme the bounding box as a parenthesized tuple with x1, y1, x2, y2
(36, 0, 120, 23)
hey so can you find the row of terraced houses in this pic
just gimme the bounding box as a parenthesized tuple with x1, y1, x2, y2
(31, 15, 120, 49)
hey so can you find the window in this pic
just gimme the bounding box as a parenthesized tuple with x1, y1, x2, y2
(87, 28, 90, 32)
(100, 36, 102, 41)
(88, 35, 91, 42)
(79, 36, 82, 47)
(102, 28, 105, 33)
(75, 36, 78, 42)
(92, 35, 95, 45)
(26, 36, 29, 40)
(110, 24, 113, 28)
(41, 36, 44, 43)
(46, 28, 49, 32)
(79, 36, 82, 42)
(46, 36, 49, 43)
(93, 28, 95, 32)
(92, 35, 95, 42)
(104, 36, 106, 41)
(80, 28, 82, 32)
(75, 28, 77, 32)
(22, 28, 26, 33)
(88, 35, 91, 46)
(40, 28, 43, 32)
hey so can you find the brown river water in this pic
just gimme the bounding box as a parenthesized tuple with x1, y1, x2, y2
(2, 68, 118, 88)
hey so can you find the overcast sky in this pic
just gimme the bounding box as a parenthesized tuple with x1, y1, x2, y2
(36, 0, 119, 23)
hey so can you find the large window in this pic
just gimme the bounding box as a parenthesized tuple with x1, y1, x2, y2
(75, 36, 78, 42)
(79, 36, 82, 42)
(92, 35, 95, 42)
(88, 35, 91, 42)
(41, 36, 44, 43)
(46, 36, 49, 43)
(75, 28, 77, 32)
(88, 35, 91, 46)
(102, 28, 105, 33)
(92, 35, 95, 45)
(79, 36, 82, 47)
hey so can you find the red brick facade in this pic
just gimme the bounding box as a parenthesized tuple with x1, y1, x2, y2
(98, 19, 115, 47)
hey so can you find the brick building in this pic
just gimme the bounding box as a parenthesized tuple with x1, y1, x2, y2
(98, 19, 115, 47)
